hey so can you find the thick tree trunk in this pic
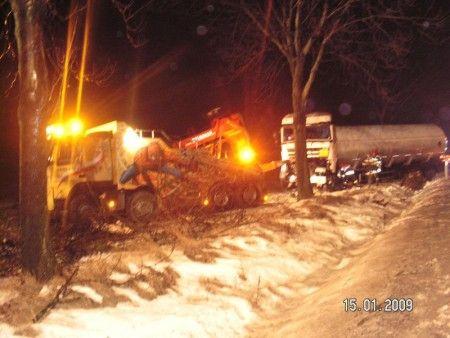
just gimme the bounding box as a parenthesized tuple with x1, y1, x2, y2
(12, 0, 55, 280)
(292, 66, 313, 200)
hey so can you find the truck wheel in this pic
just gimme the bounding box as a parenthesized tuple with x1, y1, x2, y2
(239, 183, 260, 207)
(126, 190, 157, 224)
(209, 183, 233, 210)
(67, 194, 98, 229)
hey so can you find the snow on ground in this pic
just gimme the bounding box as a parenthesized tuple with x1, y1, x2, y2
(0, 183, 414, 337)
(251, 178, 450, 337)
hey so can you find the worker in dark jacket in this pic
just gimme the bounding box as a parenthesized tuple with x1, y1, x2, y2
(120, 139, 191, 184)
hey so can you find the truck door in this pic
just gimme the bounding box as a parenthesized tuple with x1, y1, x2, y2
(81, 133, 113, 182)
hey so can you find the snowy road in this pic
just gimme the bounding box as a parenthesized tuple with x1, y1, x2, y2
(0, 179, 448, 337)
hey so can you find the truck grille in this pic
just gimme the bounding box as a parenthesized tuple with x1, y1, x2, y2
(307, 149, 321, 158)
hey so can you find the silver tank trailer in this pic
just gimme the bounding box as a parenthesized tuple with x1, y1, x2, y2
(331, 124, 447, 168)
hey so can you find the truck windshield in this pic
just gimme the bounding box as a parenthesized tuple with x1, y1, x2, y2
(282, 127, 295, 142)
(306, 123, 330, 140)
(282, 123, 330, 141)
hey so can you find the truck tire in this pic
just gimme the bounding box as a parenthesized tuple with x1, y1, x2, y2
(126, 190, 157, 224)
(67, 194, 98, 229)
(239, 183, 260, 207)
(209, 183, 233, 210)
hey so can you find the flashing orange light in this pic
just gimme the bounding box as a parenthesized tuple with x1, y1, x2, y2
(69, 118, 84, 135)
(47, 119, 84, 139)
(203, 198, 210, 206)
(263, 194, 269, 202)
(238, 146, 256, 164)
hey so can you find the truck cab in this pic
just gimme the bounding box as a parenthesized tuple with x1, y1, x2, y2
(280, 112, 333, 188)
(47, 120, 161, 225)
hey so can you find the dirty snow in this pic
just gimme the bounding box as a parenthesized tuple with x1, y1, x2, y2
(2, 181, 445, 338)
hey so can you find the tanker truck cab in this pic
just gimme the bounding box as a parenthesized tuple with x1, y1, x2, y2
(280, 112, 333, 188)
(47, 120, 161, 226)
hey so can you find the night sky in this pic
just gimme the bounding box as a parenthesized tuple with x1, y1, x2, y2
(0, 0, 449, 197)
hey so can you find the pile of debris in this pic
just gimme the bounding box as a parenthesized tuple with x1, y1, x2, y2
(149, 149, 264, 214)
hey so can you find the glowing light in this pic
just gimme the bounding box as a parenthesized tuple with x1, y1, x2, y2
(69, 118, 83, 135)
(46, 125, 54, 139)
(203, 199, 209, 206)
(47, 119, 85, 139)
(238, 146, 256, 164)
(263, 195, 269, 202)
(123, 128, 146, 153)
(47, 123, 65, 139)
(107, 200, 116, 210)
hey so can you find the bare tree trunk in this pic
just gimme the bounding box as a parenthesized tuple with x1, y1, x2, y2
(12, 0, 55, 281)
(292, 65, 313, 200)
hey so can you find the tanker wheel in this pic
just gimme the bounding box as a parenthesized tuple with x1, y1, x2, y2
(239, 183, 260, 207)
(67, 194, 98, 230)
(126, 190, 157, 224)
(209, 183, 233, 210)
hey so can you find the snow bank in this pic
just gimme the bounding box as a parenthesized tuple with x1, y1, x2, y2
(1, 183, 411, 338)
(250, 178, 450, 337)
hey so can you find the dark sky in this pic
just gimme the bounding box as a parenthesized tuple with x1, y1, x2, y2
(0, 0, 449, 195)
(86, 1, 450, 131)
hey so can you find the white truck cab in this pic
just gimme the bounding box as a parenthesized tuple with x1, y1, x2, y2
(47, 120, 160, 225)
(280, 112, 333, 187)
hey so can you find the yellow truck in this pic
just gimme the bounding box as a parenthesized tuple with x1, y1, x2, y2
(47, 120, 265, 227)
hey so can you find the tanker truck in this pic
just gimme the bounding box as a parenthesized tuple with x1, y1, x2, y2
(280, 112, 447, 189)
